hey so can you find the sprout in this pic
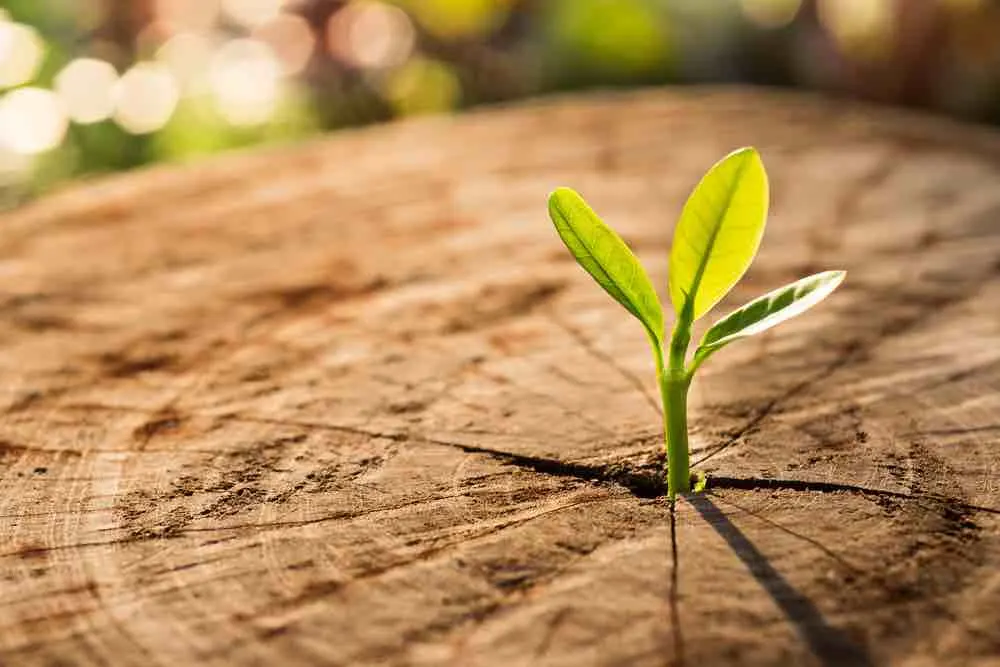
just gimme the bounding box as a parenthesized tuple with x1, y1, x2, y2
(548, 148, 845, 500)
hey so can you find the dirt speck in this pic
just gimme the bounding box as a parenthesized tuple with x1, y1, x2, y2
(258, 275, 389, 311)
(130, 507, 192, 540)
(100, 352, 177, 378)
(133, 411, 184, 443)
(199, 486, 268, 518)
(15, 543, 48, 560)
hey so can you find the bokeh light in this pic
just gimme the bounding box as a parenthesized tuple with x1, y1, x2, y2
(817, 0, 896, 59)
(0, 87, 68, 155)
(385, 57, 460, 115)
(740, 0, 803, 29)
(221, 0, 286, 29)
(156, 31, 216, 90)
(327, 1, 416, 70)
(114, 62, 180, 134)
(208, 38, 281, 126)
(0, 21, 45, 88)
(396, 0, 509, 39)
(254, 13, 315, 75)
(55, 58, 118, 124)
(4, 0, 1000, 207)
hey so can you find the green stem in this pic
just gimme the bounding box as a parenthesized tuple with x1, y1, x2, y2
(657, 305, 694, 501)
(662, 370, 691, 500)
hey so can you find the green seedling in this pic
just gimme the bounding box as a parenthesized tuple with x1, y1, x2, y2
(548, 147, 845, 500)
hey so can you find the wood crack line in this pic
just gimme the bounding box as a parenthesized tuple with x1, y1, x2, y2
(413, 435, 1000, 516)
(197, 416, 1000, 516)
(9, 407, 996, 518)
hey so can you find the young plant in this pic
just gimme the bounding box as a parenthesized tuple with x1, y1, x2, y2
(548, 147, 845, 500)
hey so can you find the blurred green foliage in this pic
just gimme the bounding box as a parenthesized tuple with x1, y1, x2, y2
(1, 0, 999, 208)
(543, 0, 674, 84)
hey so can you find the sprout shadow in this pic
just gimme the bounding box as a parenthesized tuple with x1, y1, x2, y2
(687, 494, 873, 667)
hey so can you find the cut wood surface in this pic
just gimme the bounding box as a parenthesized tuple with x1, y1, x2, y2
(1, 88, 999, 667)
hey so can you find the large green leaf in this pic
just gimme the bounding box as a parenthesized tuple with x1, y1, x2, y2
(695, 270, 846, 358)
(548, 187, 664, 342)
(669, 147, 769, 321)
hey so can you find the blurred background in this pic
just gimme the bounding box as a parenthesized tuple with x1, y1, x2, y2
(1, 0, 998, 209)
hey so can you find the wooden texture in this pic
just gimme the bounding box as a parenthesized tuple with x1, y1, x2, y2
(1, 88, 999, 666)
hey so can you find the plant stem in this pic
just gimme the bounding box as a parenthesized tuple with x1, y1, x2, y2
(663, 372, 690, 499)
(659, 306, 694, 501)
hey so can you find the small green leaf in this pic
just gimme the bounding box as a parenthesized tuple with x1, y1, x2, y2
(548, 187, 664, 342)
(693, 470, 708, 493)
(695, 270, 846, 359)
(669, 147, 769, 321)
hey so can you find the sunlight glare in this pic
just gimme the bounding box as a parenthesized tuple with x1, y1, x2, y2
(0, 87, 68, 155)
(0, 22, 45, 88)
(114, 62, 180, 134)
(327, 1, 415, 69)
(208, 38, 281, 126)
(253, 13, 315, 75)
(55, 58, 119, 124)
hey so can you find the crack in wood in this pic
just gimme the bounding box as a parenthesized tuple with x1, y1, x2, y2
(546, 312, 661, 417)
(419, 436, 1000, 515)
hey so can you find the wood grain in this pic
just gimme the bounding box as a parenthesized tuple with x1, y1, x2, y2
(1, 88, 999, 666)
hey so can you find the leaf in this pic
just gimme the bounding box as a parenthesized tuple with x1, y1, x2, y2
(693, 471, 708, 493)
(548, 187, 664, 342)
(696, 270, 846, 357)
(669, 147, 769, 321)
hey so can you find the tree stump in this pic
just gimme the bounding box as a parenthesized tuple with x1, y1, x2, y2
(1, 88, 999, 667)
